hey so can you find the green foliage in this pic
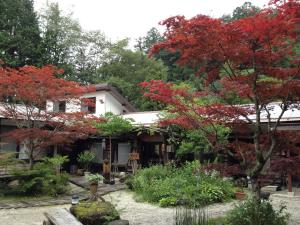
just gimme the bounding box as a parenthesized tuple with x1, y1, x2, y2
(0, 152, 25, 167)
(177, 126, 230, 157)
(135, 27, 164, 54)
(124, 174, 134, 190)
(39, 3, 111, 82)
(43, 155, 69, 174)
(159, 196, 178, 207)
(39, 2, 81, 74)
(93, 113, 133, 137)
(221, 2, 261, 22)
(225, 198, 289, 225)
(87, 173, 104, 184)
(96, 39, 168, 111)
(232, 2, 261, 20)
(70, 201, 120, 225)
(130, 161, 235, 207)
(0, 0, 41, 67)
(9, 162, 69, 196)
(77, 151, 95, 171)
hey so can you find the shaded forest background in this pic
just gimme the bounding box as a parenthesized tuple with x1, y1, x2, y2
(0, 0, 261, 111)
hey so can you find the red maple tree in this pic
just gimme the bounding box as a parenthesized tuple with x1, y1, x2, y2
(141, 0, 300, 198)
(0, 65, 98, 169)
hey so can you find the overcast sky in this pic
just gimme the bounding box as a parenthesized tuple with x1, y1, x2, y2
(34, 0, 270, 43)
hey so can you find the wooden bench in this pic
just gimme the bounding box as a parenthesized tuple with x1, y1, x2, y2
(43, 208, 83, 225)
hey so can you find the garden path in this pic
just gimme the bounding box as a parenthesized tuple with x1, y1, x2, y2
(0, 190, 299, 225)
(103, 190, 236, 225)
(0, 177, 126, 209)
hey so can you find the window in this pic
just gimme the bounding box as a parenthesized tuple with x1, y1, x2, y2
(81, 97, 96, 114)
(53, 101, 66, 112)
(58, 101, 66, 112)
(38, 101, 46, 110)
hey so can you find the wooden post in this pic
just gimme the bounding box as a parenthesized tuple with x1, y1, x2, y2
(54, 145, 58, 156)
(109, 137, 112, 181)
(129, 152, 139, 175)
(103, 159, 110, 182)
(287, 149, 292, 192)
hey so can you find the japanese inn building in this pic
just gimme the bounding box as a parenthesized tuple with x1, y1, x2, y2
(0, 83, 175, 171)
(1, 83, 300, 183)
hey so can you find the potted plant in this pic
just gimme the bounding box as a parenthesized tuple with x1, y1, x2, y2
(234, 187, 246, 200)
(87, 173, 104, 201)
(77, 151, 95, 176)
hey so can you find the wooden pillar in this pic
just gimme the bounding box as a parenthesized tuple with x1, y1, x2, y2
(161, 143, 167, 164)
(287, 149, 293, 192)
(158, 144, 163, 164)
(53, 145, 58, 156)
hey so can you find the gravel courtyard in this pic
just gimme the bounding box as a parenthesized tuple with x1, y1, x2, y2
(0, 190, 299, 225)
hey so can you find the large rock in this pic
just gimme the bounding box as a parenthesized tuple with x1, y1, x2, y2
(70, 201, 120, 225)
(7, 180, 19, 188)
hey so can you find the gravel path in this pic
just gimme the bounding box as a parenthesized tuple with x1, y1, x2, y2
(0, 204, 71, 225)
(103, 190, 236, 225)
(0, 190, 299, 225)
(270, 195, 300, 225)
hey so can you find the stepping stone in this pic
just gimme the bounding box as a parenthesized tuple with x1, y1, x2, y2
(261, 185, 279, 193)
(108, 220, 129, 225)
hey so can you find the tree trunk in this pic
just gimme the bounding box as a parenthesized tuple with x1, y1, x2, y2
(29, 153, 34, 170)
(109, 137, 112, 181)
(28, 142, 35, 170)
(250, 175, 262, 202)
(287, 172, 292, 192)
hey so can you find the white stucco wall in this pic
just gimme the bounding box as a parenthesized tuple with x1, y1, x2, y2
(46, 91, 125, 116)
(82, 91, 106, 116)
(104, 92, 124, 115)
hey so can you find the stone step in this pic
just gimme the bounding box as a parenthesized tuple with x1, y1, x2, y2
(108, 220, 129, 225)
(261, 185, 280, 193)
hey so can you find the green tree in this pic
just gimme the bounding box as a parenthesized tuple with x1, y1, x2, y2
(39, 2, 81, 79)
(93, 113, 134, 179)
(0, 0, 41, 67)
(96, 40, 168, 110)
(39, 3, 110, 82)
(93, 113, 133, 137)
(232, 2, 261, 20)
(135, 27, 164, 54)
(221, 2, 261, 22)
(72, 30, 111, 83)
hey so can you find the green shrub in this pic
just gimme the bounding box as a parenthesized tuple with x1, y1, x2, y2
(225, 198, 289, 225)
(10, 161, 69, 196)
(70, 201, 120, 225)
(43, 155, 69, 174)
(78, 151, 95, 171)
(124, 174, 134, 189)
(159, 197, 178, 207)
(129, 161, 235, 207)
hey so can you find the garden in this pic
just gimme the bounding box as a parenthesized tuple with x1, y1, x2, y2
(0, 154, 70, 198)
(127, 161, 235, 207)
(125, 162, 290, 225)
(0, 0, 300, 224)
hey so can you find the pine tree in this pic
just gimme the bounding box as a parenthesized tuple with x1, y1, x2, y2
(0, 0, 41, 67)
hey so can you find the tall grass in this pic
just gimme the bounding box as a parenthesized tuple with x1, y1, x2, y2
(175, 208, 209, 225)
(174, 207, 222, 225)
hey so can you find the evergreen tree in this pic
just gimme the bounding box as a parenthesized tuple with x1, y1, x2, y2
(0, 0, 41, 67)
